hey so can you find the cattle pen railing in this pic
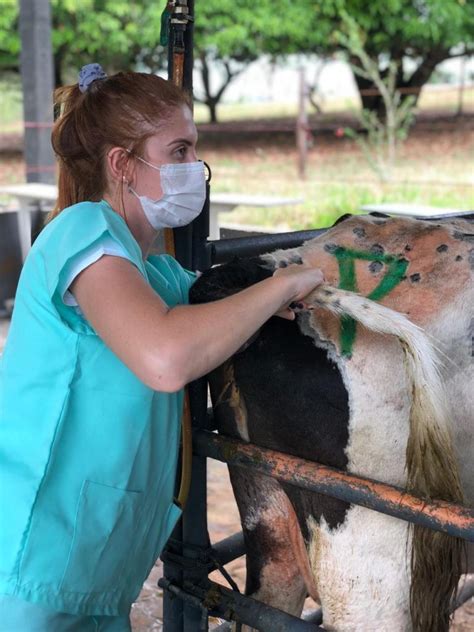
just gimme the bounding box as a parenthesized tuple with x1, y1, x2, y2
(159, 207, 474, 632)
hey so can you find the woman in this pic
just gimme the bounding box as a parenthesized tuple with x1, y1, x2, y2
(0, 65, 323, 631)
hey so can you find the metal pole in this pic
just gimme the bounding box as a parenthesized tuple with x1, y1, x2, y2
(182, 379, 211, 632)
(209, 228, 326, 264)
(160, 578, 326, 632)
(296, 67, 308, 180)
(193, 430, 474, 541)
(18, 0, 55, 246)
(163, 3, 211, 631)
(18, 0, 55, 185)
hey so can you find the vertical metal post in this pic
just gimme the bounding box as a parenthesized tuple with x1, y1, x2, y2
(162, 521, 184, 632)
(18, 0, 56, 244)
(18, 0, 55, 185)
(296, 67, 308, 180)
(163, 2, 208, 631)
(182, 378, 210, 632)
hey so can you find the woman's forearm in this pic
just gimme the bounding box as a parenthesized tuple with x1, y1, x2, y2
(156, 275, 295, 389)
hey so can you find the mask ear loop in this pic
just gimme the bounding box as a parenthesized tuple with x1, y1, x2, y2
(120, 149, 134, 228)
(203, 160, 212, 184)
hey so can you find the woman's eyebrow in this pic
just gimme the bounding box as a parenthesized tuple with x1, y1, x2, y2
(167, 138, 194, 147)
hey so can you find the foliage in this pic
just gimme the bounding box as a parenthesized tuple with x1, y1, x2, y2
(338, 13, 417, 181)
(258, 0, 474, 113)
(193, 0, 297, 122)
(0, 0, 19, 72)
(0, 0, 168, 85)
(0, 0, 472, 120)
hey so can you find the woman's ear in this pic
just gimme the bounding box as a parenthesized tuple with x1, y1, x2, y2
(107, 147, 134, 185)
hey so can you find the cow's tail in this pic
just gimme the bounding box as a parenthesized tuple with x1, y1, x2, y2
(307, 284, 465, 632)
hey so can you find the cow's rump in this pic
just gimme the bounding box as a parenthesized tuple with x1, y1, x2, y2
(190, 214, 473, 632)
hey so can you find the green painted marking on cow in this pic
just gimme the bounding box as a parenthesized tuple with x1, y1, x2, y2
(333, 247, 409, 356)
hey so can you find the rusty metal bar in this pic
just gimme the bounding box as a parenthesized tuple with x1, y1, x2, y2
(159, 578, 325, 631)
(193, 430, 474, 541)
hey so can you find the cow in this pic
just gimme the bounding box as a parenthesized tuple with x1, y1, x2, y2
(189, 213, 473, 632)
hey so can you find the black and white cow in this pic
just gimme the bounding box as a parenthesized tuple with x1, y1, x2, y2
(190, 214, 473, 632)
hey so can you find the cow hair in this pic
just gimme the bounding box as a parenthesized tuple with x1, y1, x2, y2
(190, 257, 272, 304)
(190, 255, 466, 631)
(306, 283, 466, 632)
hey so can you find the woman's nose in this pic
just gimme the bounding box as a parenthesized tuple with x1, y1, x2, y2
(187, 148, 198, 162)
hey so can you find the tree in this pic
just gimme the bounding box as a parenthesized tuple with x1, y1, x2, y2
(0, 0, 168, 86)
(193, 1, 277, 123)
(1, 0, 472, 120)
(339, 13, 417, 180)
(340, 0, 474, 113)
(0, 0, 276, 122)
(261, 0, 474, 115)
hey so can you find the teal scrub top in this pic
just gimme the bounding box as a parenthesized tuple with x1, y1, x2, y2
(0, 201, 196, 616)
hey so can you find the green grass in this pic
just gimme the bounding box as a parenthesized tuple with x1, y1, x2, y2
(0, 75, 23, 133)
(206, 128, 473, 229)
(220, 181, 473, 231)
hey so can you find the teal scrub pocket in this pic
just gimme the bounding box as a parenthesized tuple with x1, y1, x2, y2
(0, 594, 131, 631)
(60, 481, 142, 593)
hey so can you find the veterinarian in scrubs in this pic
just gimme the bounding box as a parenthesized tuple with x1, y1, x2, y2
(0, 65, 324, 631)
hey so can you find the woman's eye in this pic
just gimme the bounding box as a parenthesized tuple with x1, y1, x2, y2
(175, 146, 187, 160)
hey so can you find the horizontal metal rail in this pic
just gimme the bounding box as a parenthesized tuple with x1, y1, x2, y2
(208, 228, 326, 264)
(159, 578, 326, 631)
(193, 430, 474, 541)
(210, 531, 245, 568)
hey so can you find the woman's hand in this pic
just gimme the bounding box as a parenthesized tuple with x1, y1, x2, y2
(273, 264, 324, 320)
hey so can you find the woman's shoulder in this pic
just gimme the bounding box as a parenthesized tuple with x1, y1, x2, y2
(45, 200, 123, 236)
(37, 200, 141, 259)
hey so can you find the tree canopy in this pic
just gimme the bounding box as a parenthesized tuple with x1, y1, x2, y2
(260, 0, 474, 111)
(0, 0, 472, 120)
(0, 0, 168, 85)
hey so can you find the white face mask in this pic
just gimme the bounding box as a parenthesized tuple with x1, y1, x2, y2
(128, 156, 206, 230)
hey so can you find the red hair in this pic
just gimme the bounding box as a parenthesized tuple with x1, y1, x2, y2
(49, 72, 191, 220)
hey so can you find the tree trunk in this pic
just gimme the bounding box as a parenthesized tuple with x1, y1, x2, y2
(207, 99, 218, 123)
(197, 50, 246, 124)
(400, 48, 449, 106)
(53, 45, 68, 88)
(353, 68, 383, 113)
(352, 49, 449, 116)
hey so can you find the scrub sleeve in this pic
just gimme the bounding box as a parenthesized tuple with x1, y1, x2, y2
(0, 201, 196, 618)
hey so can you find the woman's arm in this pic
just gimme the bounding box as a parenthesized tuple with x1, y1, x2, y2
(70, 256, 323, 392)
